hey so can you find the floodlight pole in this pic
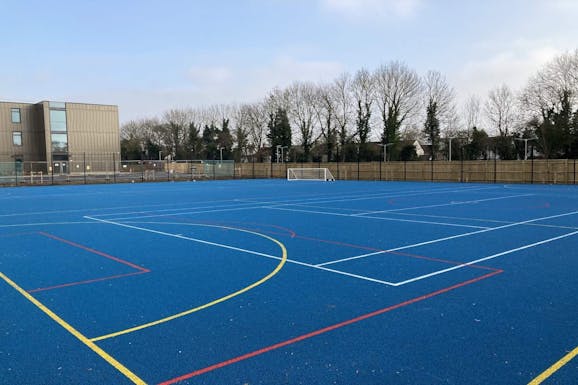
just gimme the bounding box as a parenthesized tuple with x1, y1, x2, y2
(514, 137, 537, 160)
(159, 151, 162, 161)
(378, 143, 393, 162)
(219, 147, 224, 163)
(448, 137, 456, 161)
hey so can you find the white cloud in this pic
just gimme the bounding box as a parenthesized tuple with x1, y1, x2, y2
(187, 65, 232, 87)
(320, 0, 422, 20)
(113, 56, 344, 122)
(452, 42, 562, 101)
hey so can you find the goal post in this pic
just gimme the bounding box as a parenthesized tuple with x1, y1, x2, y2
(287, 167, 335, 181)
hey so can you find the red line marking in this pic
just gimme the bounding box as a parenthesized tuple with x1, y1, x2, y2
(157, 269, 503, 385)
(28, 232, 150, 292)
(38, 231, 149, 272)
(28, 271, 148, 293)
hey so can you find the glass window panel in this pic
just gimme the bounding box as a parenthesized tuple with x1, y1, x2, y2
(51, 133, 68, 152)
(49, 101, 66, 109)
(50, 110, 67, 132)
(13, 132, 22, 146)
(11, 108, 21, 123)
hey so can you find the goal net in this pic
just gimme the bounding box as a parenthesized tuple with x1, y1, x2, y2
(287, 168, 335, 181)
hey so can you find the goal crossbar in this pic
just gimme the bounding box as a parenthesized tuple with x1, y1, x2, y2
(287, 168, 335, 181)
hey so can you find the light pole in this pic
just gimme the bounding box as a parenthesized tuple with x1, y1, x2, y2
(159, 151, 162, 161)
(514, 137, 537, 160)
(280, 146, 287, 163)
(218, 147, 224, 163)
(448, 137, 456, 161)
(378, 143, 394, 162)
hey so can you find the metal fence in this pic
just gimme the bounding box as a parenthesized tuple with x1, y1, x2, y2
(0, 159, 236, 186)
(0, 158, 576, 187)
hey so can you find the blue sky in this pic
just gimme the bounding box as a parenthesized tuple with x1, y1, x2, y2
(1, 0, 576, 122)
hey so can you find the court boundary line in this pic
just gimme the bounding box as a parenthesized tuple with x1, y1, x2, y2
(317, 209, 578, 267)
(265, 206, 490, 229)
(393, 229, 578, 285)
(529, 345, 578, 384)
(351, 193, 533, 216)
(381, 212, 578, 231)
(156, 268, 503, 385)
(0, 271, 146, 385)
(90, 185, 499, 222)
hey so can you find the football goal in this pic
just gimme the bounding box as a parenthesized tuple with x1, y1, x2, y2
(287, 167, 335, 181)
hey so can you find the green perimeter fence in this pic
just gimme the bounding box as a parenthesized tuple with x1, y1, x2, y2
(0, 156, 577, 186)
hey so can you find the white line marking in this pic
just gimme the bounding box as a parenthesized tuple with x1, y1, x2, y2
(394, 230, 578, 286)
(266, 206, 490, 229)
(266, 186, 500, 207)
(105, 205, 266, 221)
(88, 218, 399, 287)
(382, 212, 578, 231)
(351, 194, 533, 216)
(317, 209, 578, 267)
(84, 216, 283, 262)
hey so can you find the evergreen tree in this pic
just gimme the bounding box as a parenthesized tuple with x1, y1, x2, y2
(217, 118, 234, 160)
(423, 101, 440, 160)
(202, 123, 219, 160)
(464, 127, 489, 160)
(267, 108, 292, 162)
(355, 100, 372, 160)
(186, 122, 201, 159)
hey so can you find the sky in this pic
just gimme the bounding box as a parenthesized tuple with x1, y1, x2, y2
(1, 0, 577, 123)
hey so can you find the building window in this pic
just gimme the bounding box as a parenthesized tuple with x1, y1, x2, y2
(50, 110, 67, 132)
(51, 133, 68, 153)
(11, 108, 21, 123)
(13, 131, 22, 146)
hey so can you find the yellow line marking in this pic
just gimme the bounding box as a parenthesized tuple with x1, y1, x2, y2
(0, 271, 146, 385)
(528, 345, 578, 384)
(91, 227, 287, 342)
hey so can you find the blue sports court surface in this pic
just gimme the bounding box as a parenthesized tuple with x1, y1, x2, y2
(1, 180, 577, 384)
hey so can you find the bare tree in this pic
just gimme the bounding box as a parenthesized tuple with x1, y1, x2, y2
(313, 83, 338, 161)
(332, 73, 354, 157)
(351, 68, 375, 150)
(286, 81, 319, 161)
(520, 49, 578, 118)
(161, 108, 193, 159)
(373, 61, 422, 147)
(463, 94, 482, 133)
(484, 84, 517, 136)
(242, 102, 269, 158)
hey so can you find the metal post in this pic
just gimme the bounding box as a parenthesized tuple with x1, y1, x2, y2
(460, 147, 464, 182)
(141, 153, 144, 182)
(430, 158, 434, 182)
(14, 161, 18, 185)
(83, 152, 87, 184)
(402, 161, 406, 181)
(494, 147, 498, 183)
(357, 146, 360, 181)
(113, 152, 117, 183)
(531, 145, 534, 184)
(252, 155, 255, 179)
